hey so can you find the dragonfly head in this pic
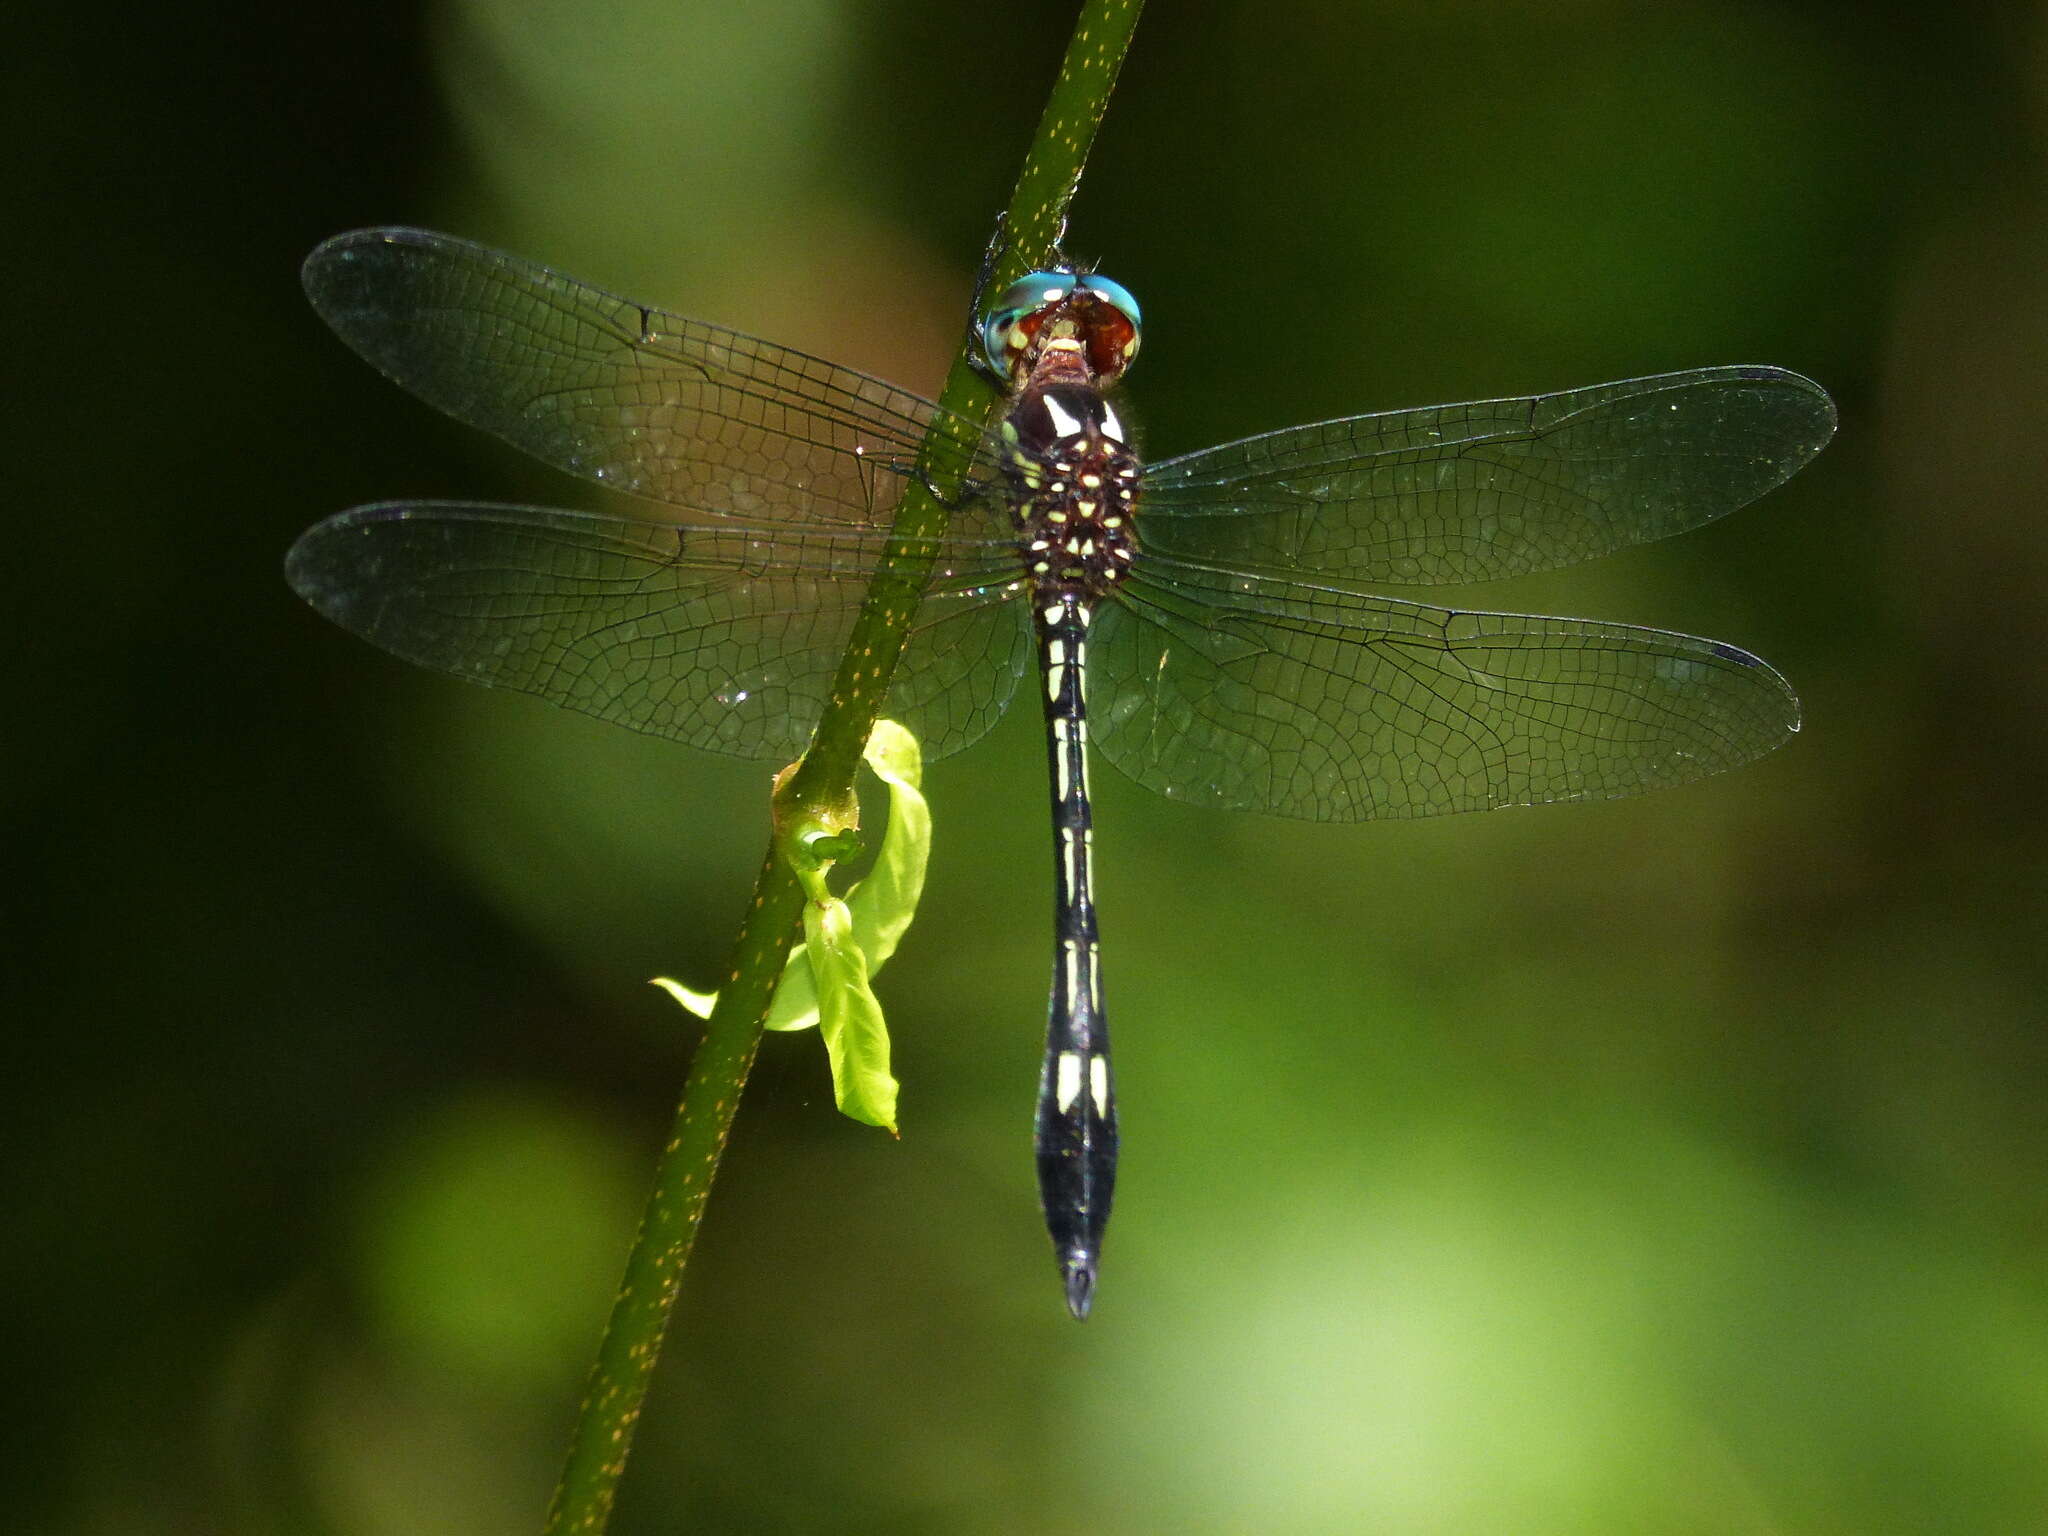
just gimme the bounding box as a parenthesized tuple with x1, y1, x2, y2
(981, 269, 1142, 389)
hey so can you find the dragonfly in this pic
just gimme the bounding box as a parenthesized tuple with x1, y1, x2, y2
(288, 227, 1835, 1318)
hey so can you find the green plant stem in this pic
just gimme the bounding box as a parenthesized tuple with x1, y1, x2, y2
(543, 3, 1145, 1531)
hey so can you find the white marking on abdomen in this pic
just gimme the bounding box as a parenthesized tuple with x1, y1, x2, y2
(1089, 1055, 1111, 1116)
(1055, 1051, 1084, 1112)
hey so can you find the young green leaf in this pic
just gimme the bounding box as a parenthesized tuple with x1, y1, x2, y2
(802, 884, 898, 1132)
(653, 720, 928, 1128)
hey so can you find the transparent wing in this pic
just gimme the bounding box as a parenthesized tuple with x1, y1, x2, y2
(286, 502, 1030, 762)
(1088, 555, 1799, 821)
(1142, 367, 1835, 584)
(302, 228, 997, 528)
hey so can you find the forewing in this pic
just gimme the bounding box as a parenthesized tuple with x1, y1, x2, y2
(286, 502, 1028, 762)
(1089, 557, 1800, 821)
(302, 228, 991, 527)
(1143, 367, 1835, 584)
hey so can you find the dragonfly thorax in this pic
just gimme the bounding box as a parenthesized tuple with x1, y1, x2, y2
(1000, 382, 1140, 599)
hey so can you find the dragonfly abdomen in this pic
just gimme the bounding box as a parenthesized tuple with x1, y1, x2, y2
(1031, 592, 1116, 1320)
(998, 366, 1142, 1319)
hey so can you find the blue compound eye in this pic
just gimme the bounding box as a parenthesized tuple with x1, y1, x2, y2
(981, 269, 1144, 380)
(981, 271, 1074, 371)
(1078, 274, 1141, 340)
(1075, 273, 1141, 374)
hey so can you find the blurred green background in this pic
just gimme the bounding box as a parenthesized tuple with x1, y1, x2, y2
(9, 0, 2046, 1531)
